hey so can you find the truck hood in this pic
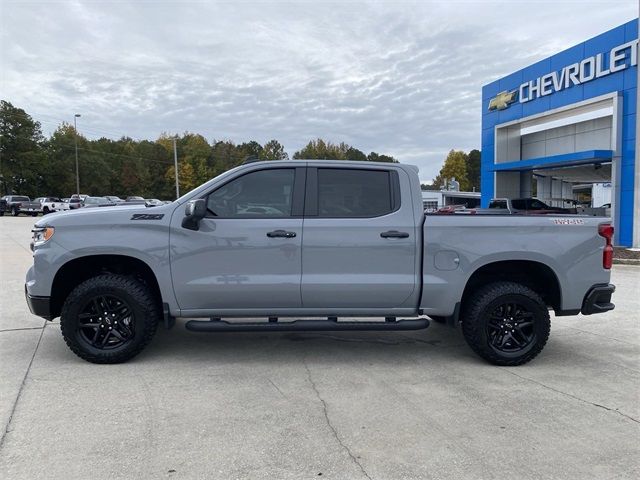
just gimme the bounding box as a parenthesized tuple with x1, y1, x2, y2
(34, 203, 175, 228)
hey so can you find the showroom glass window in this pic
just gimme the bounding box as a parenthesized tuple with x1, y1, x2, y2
(317, 168, 394, 217)
(207, 168, 295, 217)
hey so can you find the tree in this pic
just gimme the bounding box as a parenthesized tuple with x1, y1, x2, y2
(41, 124, 80, 197)
(165, 161, 197, 193)
(293, 139, 398, 162)
(466, 149, 481, 192)
(260, 139, 288, 161)
(345, 147, 367, 162)
(431, 150, 470, 191)
(238, 140, 263, 160)
(293, 139, 348, 160)
(367, 152, 397, 163)
(0, 100, 45, 195)
(182, 133, 212, 185)
(210, 140, 244, 177)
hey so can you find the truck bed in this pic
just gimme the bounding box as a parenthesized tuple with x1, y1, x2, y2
(420, 214, 610, 317)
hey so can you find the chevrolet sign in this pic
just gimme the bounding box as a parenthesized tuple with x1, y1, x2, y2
(488, 39, 638, 111)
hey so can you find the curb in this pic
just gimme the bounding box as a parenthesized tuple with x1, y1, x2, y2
(613, 258, 640, 266)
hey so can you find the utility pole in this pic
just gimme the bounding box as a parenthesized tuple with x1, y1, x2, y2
(173, 136, 180, 199)
(74, 114, 81, 195)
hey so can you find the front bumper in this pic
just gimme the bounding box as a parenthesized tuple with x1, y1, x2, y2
(25, 285, 53, 320)
(581, 284, 615, 315)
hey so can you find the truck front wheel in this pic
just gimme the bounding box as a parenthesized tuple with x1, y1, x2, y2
(461, 281, 550, 366)
(60, 274, 160, 364)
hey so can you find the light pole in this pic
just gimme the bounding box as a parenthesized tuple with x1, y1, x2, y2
(73, 114, 81, 195)
(173, 136, 180, 199)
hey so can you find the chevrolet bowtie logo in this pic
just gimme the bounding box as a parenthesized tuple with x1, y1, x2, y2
(488, 90, 518, 111)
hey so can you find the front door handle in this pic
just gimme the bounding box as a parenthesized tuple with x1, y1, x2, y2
(380, 230, 409, 238)
(267, 230, 297, 238)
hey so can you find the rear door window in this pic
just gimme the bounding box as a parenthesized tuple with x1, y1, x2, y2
(316, 168, 395, 218)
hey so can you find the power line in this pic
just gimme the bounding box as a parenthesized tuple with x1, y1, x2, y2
(0, 109, 149, 141)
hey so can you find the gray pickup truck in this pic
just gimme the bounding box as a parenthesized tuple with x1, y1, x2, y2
(2, 195, 40, 216)
(25, 160, 615, 365)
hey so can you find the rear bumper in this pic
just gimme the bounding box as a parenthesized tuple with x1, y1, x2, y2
(25, 285, 53, 320)
(581, 284, 615, 315)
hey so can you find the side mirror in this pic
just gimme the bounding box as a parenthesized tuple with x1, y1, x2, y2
(182, 199, 207, 230)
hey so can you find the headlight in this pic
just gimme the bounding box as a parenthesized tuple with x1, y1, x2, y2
(31, 226, 55, 249)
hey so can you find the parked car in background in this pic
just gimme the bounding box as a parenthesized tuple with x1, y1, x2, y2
(125, 196, 146, 205)
(436, 204, 473, 214)
(105, 196, 124, 203)
(144, 198, 163, 207)
(35, 197, 69, 214)
(488, 198, 573, 215)
(82, 196, 114, 208)
(64, 198, 83, 210)
(1, 195, 40, 216)
(0, 197, 7, 216)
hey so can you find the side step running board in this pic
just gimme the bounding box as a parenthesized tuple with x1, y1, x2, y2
(185, 318, 430, 333)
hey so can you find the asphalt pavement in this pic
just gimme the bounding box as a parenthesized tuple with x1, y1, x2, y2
(0, 216, 638, 480)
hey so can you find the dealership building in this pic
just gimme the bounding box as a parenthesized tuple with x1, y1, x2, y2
(481, 19, 639, 247)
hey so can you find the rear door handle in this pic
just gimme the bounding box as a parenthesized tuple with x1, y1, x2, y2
(267, 230, 297, 238)
(380, 230, 410, 238)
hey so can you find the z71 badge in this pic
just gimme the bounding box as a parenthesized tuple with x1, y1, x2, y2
(131, 213, 164, 220)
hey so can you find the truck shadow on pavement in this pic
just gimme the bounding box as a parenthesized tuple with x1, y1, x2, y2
(136, 320, 481, 366)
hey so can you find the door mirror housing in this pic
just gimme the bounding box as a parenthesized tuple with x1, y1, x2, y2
(182, 199, 207, 230)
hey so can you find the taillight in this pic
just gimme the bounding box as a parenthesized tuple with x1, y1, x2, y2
(598, 223, 614, 269)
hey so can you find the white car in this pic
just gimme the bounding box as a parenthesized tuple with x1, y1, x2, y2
(35, 197, 69, 215)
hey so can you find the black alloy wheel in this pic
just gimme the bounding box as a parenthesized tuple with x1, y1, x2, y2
(77, 294, 136, 349)
(485, 301, 535, 354)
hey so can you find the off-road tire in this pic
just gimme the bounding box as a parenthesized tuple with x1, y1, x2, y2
(12, 207, 19, 216)
(461, 281, 550, 366)
(43, 207, 50, 214)
(60, 274, 160, 364)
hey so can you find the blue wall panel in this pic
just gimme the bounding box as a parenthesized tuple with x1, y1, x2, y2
(623, 88, 636, 115)
(623, 114, 636, 141)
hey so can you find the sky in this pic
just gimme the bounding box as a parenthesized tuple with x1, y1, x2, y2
(0, 0, 637, 182)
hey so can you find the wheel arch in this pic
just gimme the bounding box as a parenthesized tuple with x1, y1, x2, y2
(461, 260, 562, 313)
(50, 254, 162, 319)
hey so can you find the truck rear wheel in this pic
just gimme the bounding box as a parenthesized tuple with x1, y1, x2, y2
(60, 274, 160, 364)
(461, 281, 550, 366)
(12, 207, 19, 216)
